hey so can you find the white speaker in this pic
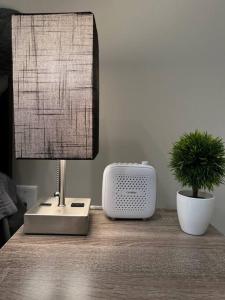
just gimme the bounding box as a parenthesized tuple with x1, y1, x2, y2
(102, 162, 156, 219)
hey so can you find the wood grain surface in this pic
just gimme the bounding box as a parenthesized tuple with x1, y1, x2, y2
(0, 209, 225, 300)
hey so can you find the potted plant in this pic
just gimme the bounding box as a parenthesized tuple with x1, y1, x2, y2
(169, 130, 225, 235)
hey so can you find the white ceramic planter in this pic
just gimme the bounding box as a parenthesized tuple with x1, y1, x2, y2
(177, 190, 215, 235)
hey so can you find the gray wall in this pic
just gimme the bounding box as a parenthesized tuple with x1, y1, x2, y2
(1, 0, 225, 233)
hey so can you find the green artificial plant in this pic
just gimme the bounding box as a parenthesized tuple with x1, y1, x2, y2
(169, 130, 225, 198)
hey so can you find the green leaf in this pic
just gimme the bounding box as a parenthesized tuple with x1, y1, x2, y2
(169, 130, 225, 194)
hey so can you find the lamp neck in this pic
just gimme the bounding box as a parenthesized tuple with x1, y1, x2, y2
(58, 160, 66, 207)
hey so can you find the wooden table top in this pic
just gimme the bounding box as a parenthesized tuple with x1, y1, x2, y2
(0, 209, 225, 300)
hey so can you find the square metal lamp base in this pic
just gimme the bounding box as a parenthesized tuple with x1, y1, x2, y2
(24, 198, 91, 235)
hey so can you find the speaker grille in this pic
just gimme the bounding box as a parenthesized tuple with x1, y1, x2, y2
(112, 175, 152, 216)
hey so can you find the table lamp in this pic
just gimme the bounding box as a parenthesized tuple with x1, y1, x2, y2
(11, 12, 99, 235)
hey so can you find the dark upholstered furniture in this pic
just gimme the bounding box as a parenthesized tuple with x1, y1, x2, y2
(0, 8, 25, 248)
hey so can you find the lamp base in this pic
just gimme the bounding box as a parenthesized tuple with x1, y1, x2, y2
(24, 198, 91, 235)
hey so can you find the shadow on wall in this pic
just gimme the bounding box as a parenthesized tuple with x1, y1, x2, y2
(13, 159, 56, 198)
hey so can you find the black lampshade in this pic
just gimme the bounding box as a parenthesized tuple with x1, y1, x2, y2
(12, 12, 99, 159)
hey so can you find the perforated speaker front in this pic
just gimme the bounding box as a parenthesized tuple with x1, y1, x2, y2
(112, 174, 153, 217)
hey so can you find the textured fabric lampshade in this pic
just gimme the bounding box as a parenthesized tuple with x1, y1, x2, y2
(12, 13, 99, 159)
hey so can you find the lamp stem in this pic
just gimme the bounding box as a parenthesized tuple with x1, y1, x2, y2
(58, 160, 66, 207)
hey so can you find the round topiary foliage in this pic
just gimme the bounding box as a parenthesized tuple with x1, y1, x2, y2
(169, 130, 225, 198)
